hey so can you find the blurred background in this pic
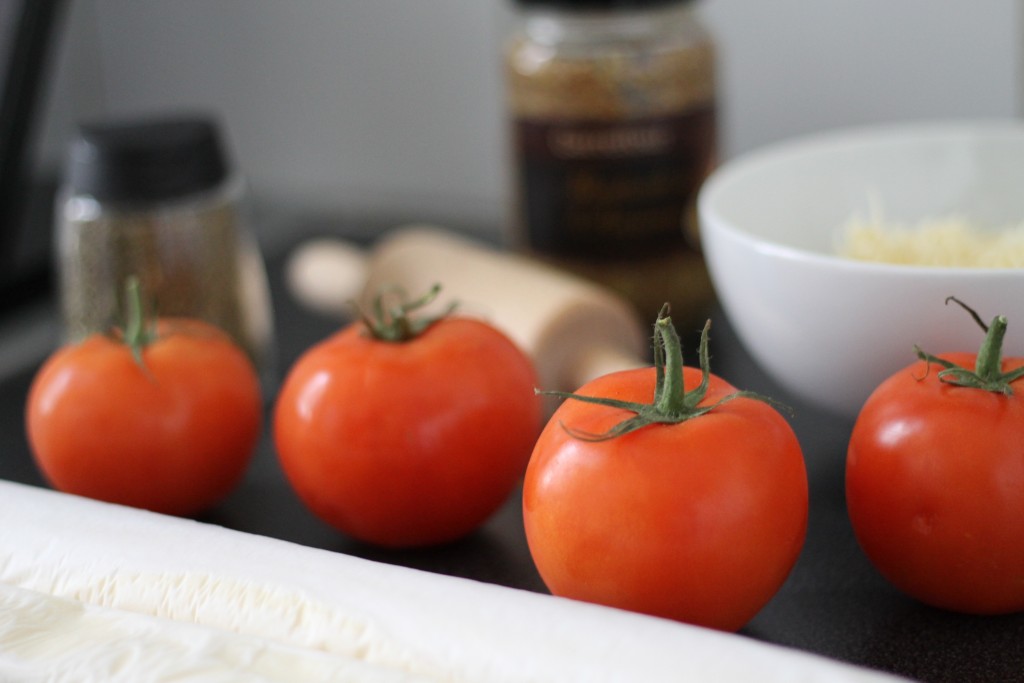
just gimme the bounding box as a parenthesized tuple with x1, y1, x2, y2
(28, 1, 1024, 235)
(4, 0, 1022, 299)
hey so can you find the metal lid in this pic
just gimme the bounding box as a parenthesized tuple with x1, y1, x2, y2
(65, 114, 231, 203)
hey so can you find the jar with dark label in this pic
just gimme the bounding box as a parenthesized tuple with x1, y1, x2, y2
(504, 0, 717, 332)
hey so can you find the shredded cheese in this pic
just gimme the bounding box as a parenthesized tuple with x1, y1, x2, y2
(838, 214, 1024, 268)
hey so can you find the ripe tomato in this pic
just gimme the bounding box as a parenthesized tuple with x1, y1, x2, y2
(846, 302, 1024, 615)
(523, 312, 807, 632)
(273, 288, 542, 548)
(26, 318, 263, 517)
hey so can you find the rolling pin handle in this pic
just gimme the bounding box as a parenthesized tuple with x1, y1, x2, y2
(285, 237, 368, 318)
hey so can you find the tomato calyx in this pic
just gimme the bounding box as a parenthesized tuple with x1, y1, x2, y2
(540, 305, 784, 441)
(354, 284, 457, 343)
(914, 296, 1024, 395)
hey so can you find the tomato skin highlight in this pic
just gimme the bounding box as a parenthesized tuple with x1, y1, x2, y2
(273, 317, 542, 548)
(26, 320, 263, 517)
(523, 366, 808, 632)
(847, 352, 1024, 615)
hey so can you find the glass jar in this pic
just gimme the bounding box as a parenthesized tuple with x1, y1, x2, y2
(504, 0, 717, 332)
(55, 115, 275, 381)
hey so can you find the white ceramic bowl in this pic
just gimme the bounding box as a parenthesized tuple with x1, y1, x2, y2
(698, 120, 1024, 418)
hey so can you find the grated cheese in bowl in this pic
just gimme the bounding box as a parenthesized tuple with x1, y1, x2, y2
(838, 214, 1024, 268)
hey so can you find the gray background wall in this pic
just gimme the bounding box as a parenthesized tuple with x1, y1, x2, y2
(36, 0, 1022, 245)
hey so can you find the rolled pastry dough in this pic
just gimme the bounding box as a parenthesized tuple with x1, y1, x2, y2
(0, 481, 905, 682)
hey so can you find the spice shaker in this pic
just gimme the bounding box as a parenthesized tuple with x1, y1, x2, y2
(504, 0, 717, 332)
(55, 114, 275, 380)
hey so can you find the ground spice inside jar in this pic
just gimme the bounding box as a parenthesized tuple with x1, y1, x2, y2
(59, 198, 247, 352)
(56, 116, 273, 374)
(505, 0, 718, 330)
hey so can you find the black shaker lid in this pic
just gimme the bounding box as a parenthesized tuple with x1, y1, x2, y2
(65, 114, 231, 203)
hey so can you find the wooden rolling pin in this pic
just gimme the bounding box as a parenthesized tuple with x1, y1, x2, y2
(286, 225, 649, 393)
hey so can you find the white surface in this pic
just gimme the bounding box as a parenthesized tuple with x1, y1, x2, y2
(0, 480, 907, 682)
(36, 1, 1021, 241)
(698, 120, 1024, 418)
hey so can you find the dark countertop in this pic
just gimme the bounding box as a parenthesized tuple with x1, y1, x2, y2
(2, 228, 1023, 683)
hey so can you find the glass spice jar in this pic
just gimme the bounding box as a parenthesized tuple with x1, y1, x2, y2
(55, 114, 275, 381)
(504, 0, 718, 334)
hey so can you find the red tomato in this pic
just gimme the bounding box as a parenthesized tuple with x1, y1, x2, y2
(523, 316, 807, 632)
(26, 319, 263, 517)
(847, 313, 1024, 614)
(273, 314, 542, 548)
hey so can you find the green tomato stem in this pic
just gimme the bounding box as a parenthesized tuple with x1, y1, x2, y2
(653, 310, 688, 416)
(914, 297, 1024, 395)
(355, 284, 456, 343)
(974, 314, 1007, 379)
(121, 276, 156, 370)
(539, 306, 786, 441)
